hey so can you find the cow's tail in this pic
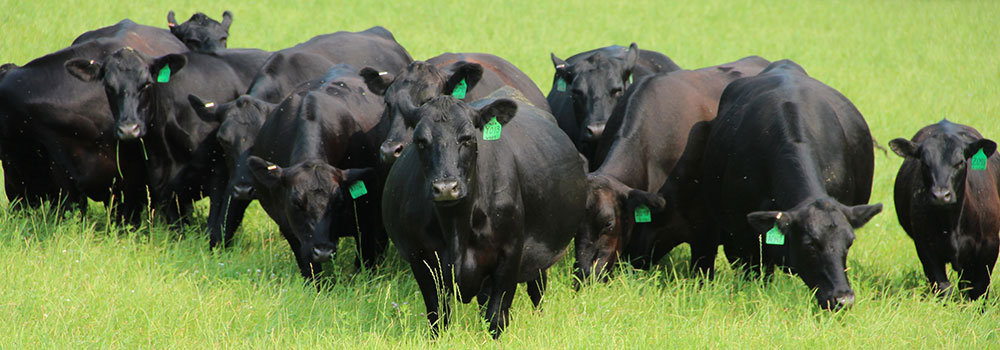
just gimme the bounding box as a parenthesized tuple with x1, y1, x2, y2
(872, 137, 888, 156)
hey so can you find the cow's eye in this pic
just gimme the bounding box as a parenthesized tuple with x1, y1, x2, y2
(458, 135, 474, 145)
(603, 221, 614, 229)
(414, 137, 428, 149)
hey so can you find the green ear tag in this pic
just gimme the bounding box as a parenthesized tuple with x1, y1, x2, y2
(634, 204, 651, 223)
(156, 65, 171, 83)
(452, 78, 467, 99)
(971, 148, 988, 171)
(765, 223, 785, 245)
(483, 117, 501, 141)
(348, 180, 367, 199)
(556, 77, 567, 92)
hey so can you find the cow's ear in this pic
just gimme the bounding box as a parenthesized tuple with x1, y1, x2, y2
(221, 11, 233, 30)
(965, 138, 997, 159)
(551, 53, 573, 83)
(888, 138, 917, 158)
(474, 99, 517, 128)
(167, 10, 178, 29)
(65, 58, 102, 82)
(551, 52, 567, 70)
(359, 67, 393, 96)
(151, 54, 187, 79)
(338, 167, 375, 187)
(626, 189, 667, 213)
(623, 43, 639, 82)
(248, 156, 283, 189)
(747, 211, 787, 234)
(845, 203, 882, 229)
(443, 62, 483, 98)
(0, 63, 17, 80)
(188, 94, 218, 122)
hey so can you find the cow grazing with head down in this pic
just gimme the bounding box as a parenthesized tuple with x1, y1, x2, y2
(361, 52, 549, 166)
(167, 10, 232, 52)
(574, 56, 769, 283)
(1, 24, 185, 221)
(392, 89, 584, 338)
(247, 64, 388, 279)
(64, 46, 254, 226)
(889, 120, 1000, 300)
(548, 43, 681, 161)
(700, 60, 881, 310)
(190, 27, 411, 249)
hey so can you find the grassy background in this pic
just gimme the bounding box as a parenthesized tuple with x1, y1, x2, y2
(2, 0, 999, 348)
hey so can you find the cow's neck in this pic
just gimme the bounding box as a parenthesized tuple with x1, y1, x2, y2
(594, 135, 653, 190)
(772, 145, 833, 208)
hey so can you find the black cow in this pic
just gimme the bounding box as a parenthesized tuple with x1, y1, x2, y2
(889, 120, 1000, 300)
(361, 52, 550, 165)
(167, 10, 232, 51)
(548, 43, 681, 159)
(248, 27, 413, 104)
(65, 47, 254, 226)
(0, 29, 185, 220)
(395, 90, 585, 338)
(700, 60, 882, 310)
(72, 19, 184, 51)
(191, 27, 411, 248)
(575, 57, 769, 282)
(247, 64, 388, 279)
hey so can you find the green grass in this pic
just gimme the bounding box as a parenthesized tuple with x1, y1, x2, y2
(2, 0, 999, 348)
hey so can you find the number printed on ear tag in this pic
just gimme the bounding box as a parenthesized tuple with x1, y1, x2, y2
(483, 117, 502, 141)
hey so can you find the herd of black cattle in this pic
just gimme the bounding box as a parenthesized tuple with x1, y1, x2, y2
(1, 12, 997, 338)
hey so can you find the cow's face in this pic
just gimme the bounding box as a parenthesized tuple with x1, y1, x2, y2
(748, 199, 882, 310)
(65, 49, 186, 140)
(552, 44, 638, 145)
(361, 61, 483, 165)
(574, 175, 665, 284)
(248, 156, 371, 263)
(191, 94, 273, 200)
(890, 135, 997, 206)
(411, 97, 516, 205)
(167, 11, 231, 52)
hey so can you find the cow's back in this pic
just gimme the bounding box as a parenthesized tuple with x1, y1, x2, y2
(705, 60, 873, 229)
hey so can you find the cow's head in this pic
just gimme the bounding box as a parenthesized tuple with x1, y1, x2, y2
(551, 43, 638, 146)
(190, 94, 275, 200)
(167, 10, 232, 52)
(65, 48, 186, 140)
(574, 174, 664, 284)
(889, 134, 996, 206)
(747, 198, 882, 310)
(412, 96, 515, 207)
(361, 60, 483, 165)
(248, 156, 372, 263)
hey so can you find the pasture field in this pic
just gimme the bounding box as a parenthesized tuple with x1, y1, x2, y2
(1, 0, 999, 348)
